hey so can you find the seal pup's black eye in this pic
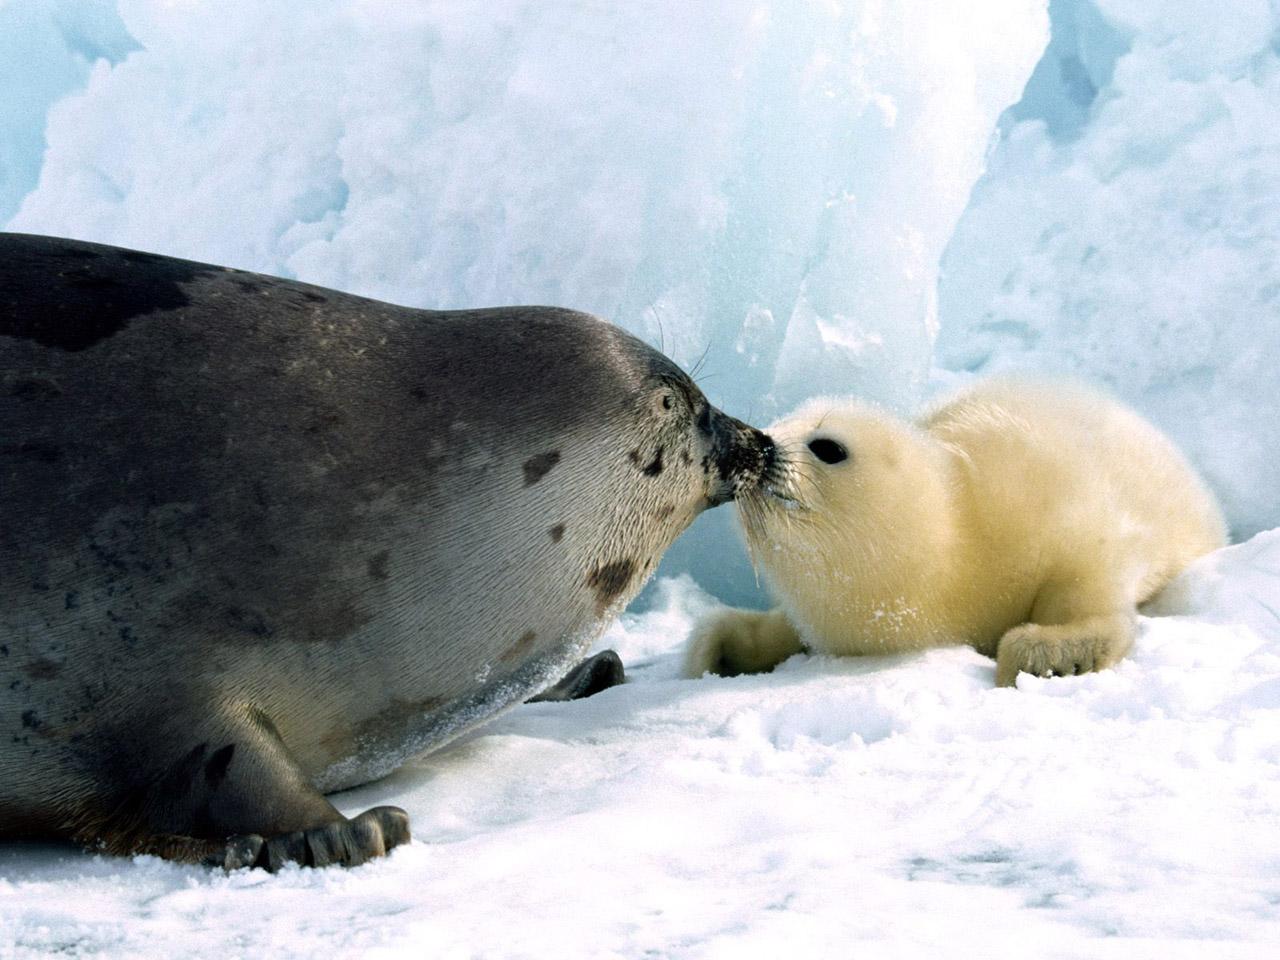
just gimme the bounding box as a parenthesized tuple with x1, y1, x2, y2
(808, 437, 848, 465)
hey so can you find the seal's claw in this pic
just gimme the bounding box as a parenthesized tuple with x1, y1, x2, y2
(206, 833, 264, 870)
(365, 806, 412, 851)
(262, 828, 310, 872)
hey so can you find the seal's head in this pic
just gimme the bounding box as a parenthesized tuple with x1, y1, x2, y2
(419, 308, 779, 620)
(575, 317, 780, 565)
(482, 309, 778, 518)
(634, 363, 778, 512)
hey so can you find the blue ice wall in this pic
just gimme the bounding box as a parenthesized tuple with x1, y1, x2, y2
(938, 0, 1280, 542)
(0, 0, 138, 223)
(3, 1, 1050, 606)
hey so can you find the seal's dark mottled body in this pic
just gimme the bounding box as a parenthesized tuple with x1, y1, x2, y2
(0, 234, 771, 868)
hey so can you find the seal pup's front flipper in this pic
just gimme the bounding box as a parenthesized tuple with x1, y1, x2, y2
(86, 706, 409, 870)
(683, 608, 804, 677)
(527, 649, 625, 702)
(994, 576, 1138, 686)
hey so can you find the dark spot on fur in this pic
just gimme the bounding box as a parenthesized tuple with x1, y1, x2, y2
(21, 710, 42, 730)
(318, 725, 355, 760)
(549, 523, 565, 543)
(0, 234, 216, 352)
(410, 386, 429, 401)
(628, 449, 642, 465)
(224, 606, 274, 638)
(301, 291, 327, 303)
(0, 441, 62, 463)
(304, 408, 345, 433)
(64, 591, 80, 610)
(653, 504, 675, 520)
(368, 551, 390, 581)
(204, 744, 236, 789)
(587, 560, 636, 610)
(0, 645, 7, 656)
(24, 658, 61, 680)
(6, 377, 62, 400)
(233, 279, 260, 293)
(523, 451, 561, 485)
(681, 448, 693, 466)
(643, 447, 665, 476)
(500, 630, 538, 664)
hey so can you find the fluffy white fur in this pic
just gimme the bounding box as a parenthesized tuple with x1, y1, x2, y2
(686, 378, 1228, 686)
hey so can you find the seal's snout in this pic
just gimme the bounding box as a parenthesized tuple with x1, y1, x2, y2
(704, 407, 775, 506)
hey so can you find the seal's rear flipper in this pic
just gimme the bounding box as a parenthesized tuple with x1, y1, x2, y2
(85, 706, 411, 870)
(528, 650, 625, 702)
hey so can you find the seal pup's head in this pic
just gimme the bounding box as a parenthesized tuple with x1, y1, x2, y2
(735, 396, 956, 611)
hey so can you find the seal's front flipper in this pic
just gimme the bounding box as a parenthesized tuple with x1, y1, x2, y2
(205, 805, 410, 871)
(91, 707, 410, 870)
(528, 650, 625, 702)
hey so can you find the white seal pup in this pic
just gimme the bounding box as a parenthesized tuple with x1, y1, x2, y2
(0, 233, 776, 869)
(685, 378, 1227, 686)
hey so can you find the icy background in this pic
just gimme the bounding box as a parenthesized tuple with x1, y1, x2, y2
(4, 0, 1049, 604)
(938, 0, 1280, 542)
(4, 0, 1280, 955)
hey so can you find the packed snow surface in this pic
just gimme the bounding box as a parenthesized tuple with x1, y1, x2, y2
(3, 532, 1280, 958)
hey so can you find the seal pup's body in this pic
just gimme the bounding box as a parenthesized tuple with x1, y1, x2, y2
(686, 378, 1226, 686)
(1, 233, 773, 868)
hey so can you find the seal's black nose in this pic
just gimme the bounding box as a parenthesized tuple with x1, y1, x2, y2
(703, 409, 772, 505)
(760, 434, 779, 472)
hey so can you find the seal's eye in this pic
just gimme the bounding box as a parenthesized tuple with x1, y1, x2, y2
(662, 394, 674, 410)
(808, 437, 848, 465)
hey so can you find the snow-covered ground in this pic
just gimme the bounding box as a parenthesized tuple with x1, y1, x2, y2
(4, 532, 1280, 958)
